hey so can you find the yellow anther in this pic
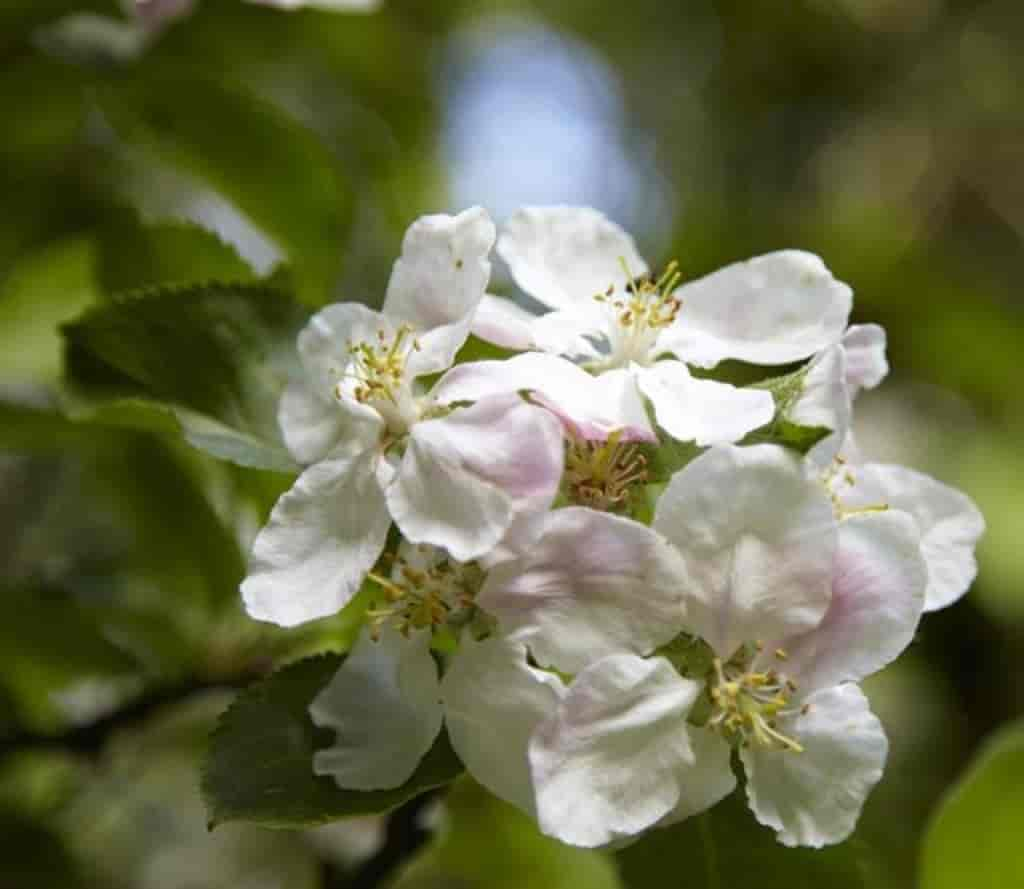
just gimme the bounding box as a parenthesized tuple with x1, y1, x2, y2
(564, 429, 647, 513)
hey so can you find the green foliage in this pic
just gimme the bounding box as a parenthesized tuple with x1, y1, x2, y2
(616, 791, 877, 889)
(0, 590, 140, 734)
(202, 654, 464, 828)
(96, 213, 259, 295)
(98, 73, 351, 304)
(62, 281, 307, 471)
(391, 777, 622, 889)
(920, 720, 1024, 889)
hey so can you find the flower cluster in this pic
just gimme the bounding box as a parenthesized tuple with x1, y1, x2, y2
(241, 206, 984, 849)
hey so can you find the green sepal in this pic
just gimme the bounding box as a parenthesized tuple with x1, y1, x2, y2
(743, 365, 832, 455)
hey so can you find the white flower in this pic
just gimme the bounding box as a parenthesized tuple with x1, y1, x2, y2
(482, 444, 925, 848)
(241, 209, 565, 627)
(309, 505, 694, 814)
(306, 540, 567, 816)
(472, 207, 854, 446)
(790, 330, 985, 612)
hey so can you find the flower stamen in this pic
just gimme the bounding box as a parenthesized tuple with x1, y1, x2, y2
(564, 429, 648, 512)
(707, 654, 804, 753)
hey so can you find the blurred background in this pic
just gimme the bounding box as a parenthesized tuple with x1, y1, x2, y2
(1, 0, 1022, 887)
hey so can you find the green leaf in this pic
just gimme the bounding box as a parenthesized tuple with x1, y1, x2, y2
(62, 281, 307, 471)
(616, 791, 876, 889)
(98, 74, 350, 304)
(0, 236, 99, 385)
(391, 777, 622, 889)
(96, 212, 259, 295)
(202, 654, 463, 828)
(920, 719, 1024, 889)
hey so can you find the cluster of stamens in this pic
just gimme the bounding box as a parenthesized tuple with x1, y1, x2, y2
(366, 548, 483, 638)
(341, 324, 420, 407)
(707, 646, 806, 753)
(595, 259, 683, 338)
(563, 429, 648, 512)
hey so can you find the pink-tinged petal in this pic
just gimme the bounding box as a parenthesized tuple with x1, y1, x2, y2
(652, 444, 836, 659)
(529, 655, 700, 848)
(848, 464, 984, 611)
(241, 450, 389, 627)
(479, 507, 689, 674)
(311, 627, 443, 791)
(660, 251, 852, 368)
(498, 206, 648, 310)
(432, 352, 656, 442)
(766, 510, 925, 693)
(634, 360, 775, 446)
(442, 636, 564, 817)
(387, 394, 563, 562)
(383, 207, 496, 376)
(470, 294, 537, 350)
(742, 683, 887, 848)
(841, 324, 888, 393)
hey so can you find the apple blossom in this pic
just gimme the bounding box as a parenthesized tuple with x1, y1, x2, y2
(241, 208, 569, 627)
(476, 445, 927, 848)
(310, 508, 689, 814)
(471, 206, 855, 447)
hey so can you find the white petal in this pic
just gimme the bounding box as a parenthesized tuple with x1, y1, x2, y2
(310, 627, 443, 791)
(478, 508, 689, 674)
(278, 380, 382, 465)
(529, 303, 607, 360)
(241, 451, 389, 627)
(841, 324, 888, 393)
(652, 444, 836, 659)
(768, 511, 925, 692)
(654, 728, 737, 827)
(498, 206, 648, 310)
(432, 352, 656, 442)
(470, 294, 537, 350)
(661, 251, 852, 368)
(850, 464, 985, 611)
(383, 207, 496, 375)
(529, 654, 700, 848)
(634, 360, 775, 446)
(388, 394, 564, 562)
(789, 346, 850, 470)
(442, 636, 564, 817)
(742, 683, 887, 848)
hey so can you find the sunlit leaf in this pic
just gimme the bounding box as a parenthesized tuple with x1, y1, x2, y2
(920, 719, 1024, 889)
(98, 73, 351, 304)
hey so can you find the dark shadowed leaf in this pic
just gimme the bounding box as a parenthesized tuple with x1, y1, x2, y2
(202, 654, 463, 828)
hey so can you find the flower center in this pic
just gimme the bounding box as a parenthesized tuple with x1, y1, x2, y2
(563, 429, 648, 513)
(594, 259, 683, 367)
(338, 324, 421, 433)
(366, 547, 484, 638)
(707, 648, 804, 752)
